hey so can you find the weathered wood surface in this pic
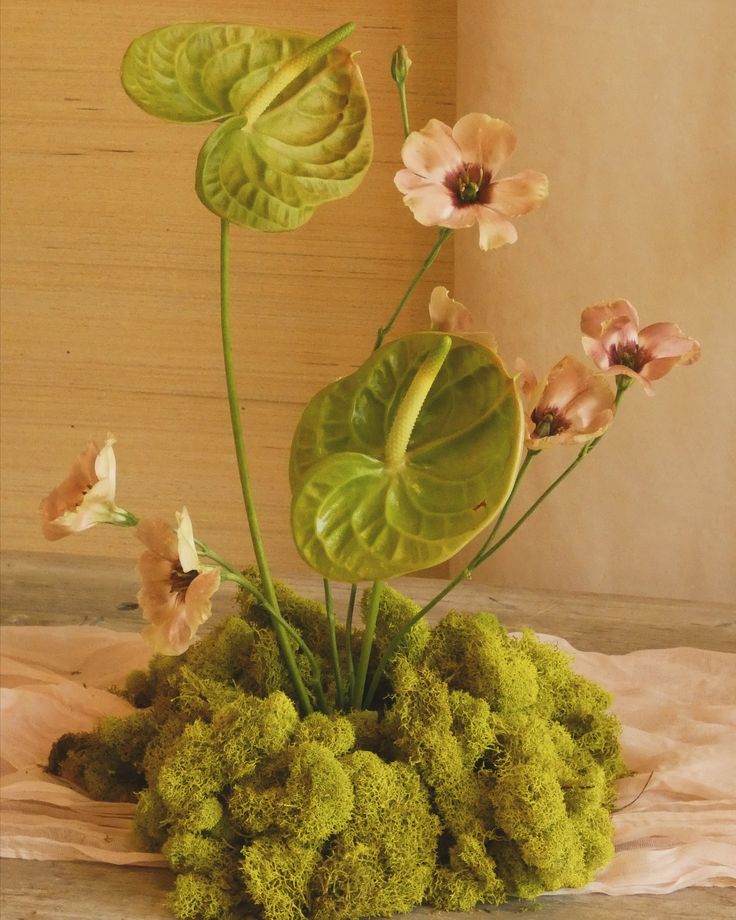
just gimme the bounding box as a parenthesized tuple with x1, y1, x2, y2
(1, 550, 735, 919)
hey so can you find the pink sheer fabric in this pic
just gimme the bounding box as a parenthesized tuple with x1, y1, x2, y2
(1, 626, 734, 890)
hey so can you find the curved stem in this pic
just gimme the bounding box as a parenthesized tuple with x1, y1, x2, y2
(323, 579, 345, 710)
(373, 228, 452, 351)
(219, 218, 312, 715)
(351, 580, 383, 709)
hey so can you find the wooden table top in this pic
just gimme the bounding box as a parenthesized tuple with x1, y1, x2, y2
(2, 550, 735, 920)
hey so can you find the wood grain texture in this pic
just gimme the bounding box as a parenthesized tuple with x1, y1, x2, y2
(1, 550, 735, 918)
(0, 0, 455, 578)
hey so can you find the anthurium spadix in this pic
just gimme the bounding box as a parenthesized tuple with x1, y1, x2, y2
(121, 22, 373, 231)
(290, 332, 524, 582)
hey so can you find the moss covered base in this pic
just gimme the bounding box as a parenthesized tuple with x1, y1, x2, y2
(49, 579, 624, 920)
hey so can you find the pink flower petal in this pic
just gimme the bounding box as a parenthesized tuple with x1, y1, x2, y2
(639, 323, 701, 364)
(400, 119, 463, 181)
(580, 300, 639, 337)
(394, 174, 458, 226)
(136, 518, 178, 562)
(428, 287, 475, 333)
(538, 356, 593, 413)
(184, 568, 221, 630)
(475, 206, 518, 250)
(451, 114, 516, 175)
(489, 170, 549, 217)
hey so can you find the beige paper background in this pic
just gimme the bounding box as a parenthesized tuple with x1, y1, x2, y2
(454, 0, 736, 603)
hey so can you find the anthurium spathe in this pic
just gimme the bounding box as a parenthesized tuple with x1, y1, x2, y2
(581, 301, 701, 394)
(394, 113, 548, 250)
(136, 508, 221, 655)
(518, 356, 615, 450)
(40, 436, 134, 539)
(290, 332, 524, 582)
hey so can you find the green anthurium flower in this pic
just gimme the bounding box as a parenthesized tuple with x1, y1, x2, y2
(290, 332, 524, 582)
(121, 22, 373, 230)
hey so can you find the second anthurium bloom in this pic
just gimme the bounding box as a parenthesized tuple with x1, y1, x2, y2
(581, 300, 701, 394)
(394, 113, 548, 250)
(518, 356, 616, 450)
(136, 508, 220, 655)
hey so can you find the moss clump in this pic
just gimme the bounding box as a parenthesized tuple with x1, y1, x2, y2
(49, 581, 623, 919)
(310, 751, 440, 920)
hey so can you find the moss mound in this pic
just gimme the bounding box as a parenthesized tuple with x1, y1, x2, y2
(48, 581, 624, 919)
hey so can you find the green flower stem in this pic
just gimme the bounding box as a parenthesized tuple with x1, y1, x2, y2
(397, 83, 410, 139)
(241, 22, 355, 125)
(345, 584, 357, 693)
(219, 218, 313, 716)
(351, 580, 383, 709)
(323, 579, 345, 710)
(373, 228, 453, 351)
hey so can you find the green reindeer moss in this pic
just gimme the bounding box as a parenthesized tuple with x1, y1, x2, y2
(48, 581, 624, 919)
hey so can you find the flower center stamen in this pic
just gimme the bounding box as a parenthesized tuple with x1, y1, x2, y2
(531, 407, 570, 439)
(170, 565, 197, 597)
(609, 342, 648, 372)
(447, 163, 490, 207)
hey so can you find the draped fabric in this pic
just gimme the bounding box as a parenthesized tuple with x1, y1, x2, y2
(2, 626, 734, 892)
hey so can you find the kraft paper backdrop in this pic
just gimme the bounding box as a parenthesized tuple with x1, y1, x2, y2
(453, 0, 736, 604)
(2, 626, 735, 893)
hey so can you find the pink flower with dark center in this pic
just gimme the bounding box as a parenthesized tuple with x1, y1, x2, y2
(394, 113, 548, 250)
(517, 356, 615, 450)
(136, 508, 220, 655)
(40, 436, 130, 539)
(581, 300, 700, 394)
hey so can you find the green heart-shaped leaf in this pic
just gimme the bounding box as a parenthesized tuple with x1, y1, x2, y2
(290, 332, 524, 582)
(121, 22, 372, 230)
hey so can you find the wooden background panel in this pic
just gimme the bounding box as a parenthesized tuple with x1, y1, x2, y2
(0, 1, 456, 576)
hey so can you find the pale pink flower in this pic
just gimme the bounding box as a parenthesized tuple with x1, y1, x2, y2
(40, 436, 130, 540)
(581, 300, 701, 394)
(394, 113, 548, 250)
(428, 286, 498, 350)
(136, 508, 220, 655)
(518, 356, 615, 450)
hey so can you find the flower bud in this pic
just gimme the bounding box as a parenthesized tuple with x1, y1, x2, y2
(391, 45, 412, 85)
